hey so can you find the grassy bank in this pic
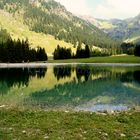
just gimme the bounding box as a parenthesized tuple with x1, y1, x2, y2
(0, 109, 140, 139)
(49, 55, 140, 63)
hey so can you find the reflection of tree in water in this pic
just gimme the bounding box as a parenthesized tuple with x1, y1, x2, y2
(53, 65, 140, 84)
(76, 66, 90, 82)
(32, 68, 47, 79)
(0, 68, 47, 95)
(133, 71, 140, 84)
(53, 65, 91, 82)
(53, 66, 72, 81)
(120, 71, 140, 84)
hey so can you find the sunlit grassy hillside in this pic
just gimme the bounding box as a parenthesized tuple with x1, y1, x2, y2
(0, 11, 76, 56)
(125, 36, 140, 44)
(98, 21, 116, 29)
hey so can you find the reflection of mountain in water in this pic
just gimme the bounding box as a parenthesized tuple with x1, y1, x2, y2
(28, 66, 140, 109)
(0, 68, 47, 94)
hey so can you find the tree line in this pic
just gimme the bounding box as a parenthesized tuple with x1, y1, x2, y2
(0, 32, 48, 62)
(53, 44, 90, 60)
(53, 43, 140, 60)
(134, 44, 140, 56)
(120, 42, 140, 56)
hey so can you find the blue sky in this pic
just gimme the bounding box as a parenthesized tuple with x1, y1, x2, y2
(55, 0, 140, 19)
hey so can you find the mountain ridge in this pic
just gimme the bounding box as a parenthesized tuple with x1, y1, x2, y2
(0, 0, 120, 56)
(80, 14, 140, 44)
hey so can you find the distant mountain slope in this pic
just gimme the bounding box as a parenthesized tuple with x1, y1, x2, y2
(81, 14, 140, 44)
(0, 0, 120, 54)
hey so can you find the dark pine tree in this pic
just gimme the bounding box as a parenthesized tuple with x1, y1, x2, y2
(85, 45, 90, 58)
(36, 47, 48, 61)
(134, 45, 140, 56)
(53, 45, 72, 60)
(0, 33, 48, 63)
(76, 44, 91, 58)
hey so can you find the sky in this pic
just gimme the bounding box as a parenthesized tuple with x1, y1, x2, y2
(55, 0, 140, 19)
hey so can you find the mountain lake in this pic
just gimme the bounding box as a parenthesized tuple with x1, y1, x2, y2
(0, 64, 140, 112)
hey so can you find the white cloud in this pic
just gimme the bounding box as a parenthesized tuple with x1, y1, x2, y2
(55, 0, 91, 15)
(94, 0, 140, 19)
(54, 0, 140, 19)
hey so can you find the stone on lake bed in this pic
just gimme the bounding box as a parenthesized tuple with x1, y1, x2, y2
(103, 132, 108, 136)
(9, 127, 13, 131)
(103, 110, 115, 114)
(120, 133, 126, 137)
(96, 112, 107, 115)
(44, 134, 49, 139)
(96, 110, 115, 115)
(0, 105, 6, 108)
(22, 130, 26, 134)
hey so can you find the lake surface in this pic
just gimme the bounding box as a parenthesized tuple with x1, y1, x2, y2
(0, 64, 140, 112)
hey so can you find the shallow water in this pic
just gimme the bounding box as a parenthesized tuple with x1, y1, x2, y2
(0, 64, 140, 112)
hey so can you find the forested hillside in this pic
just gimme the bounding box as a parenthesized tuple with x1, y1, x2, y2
(0, 0, 121, 55)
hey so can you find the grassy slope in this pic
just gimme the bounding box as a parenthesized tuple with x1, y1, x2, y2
(0, 109, 139, 139)
(0, 11, 76, 56)
(49, 55, 140, 63)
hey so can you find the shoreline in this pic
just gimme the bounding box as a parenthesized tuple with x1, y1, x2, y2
(0, 62, 140, 68)
(0, 104, 139, 114)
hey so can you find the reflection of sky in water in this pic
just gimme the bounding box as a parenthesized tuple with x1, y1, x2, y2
(0, 65, 140, 112)
(76, 104, 128, 112)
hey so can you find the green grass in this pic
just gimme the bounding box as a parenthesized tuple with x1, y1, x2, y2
(0, 109, 139, 139)
(49, 55, 140, 63)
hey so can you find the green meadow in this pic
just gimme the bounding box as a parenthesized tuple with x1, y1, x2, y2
(49, 55, 140, 63)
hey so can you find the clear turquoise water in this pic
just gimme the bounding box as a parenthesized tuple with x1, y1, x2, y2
(0, 65, 140, 112)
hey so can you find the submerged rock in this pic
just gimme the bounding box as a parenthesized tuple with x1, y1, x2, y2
(44, 134, 49, 139)
(103, 133, 108, 136)
(22, 130, 26, 134)
(120, 133, 126, 137)
(9, 127, 13, 131)
(0, 105, 6, 108)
